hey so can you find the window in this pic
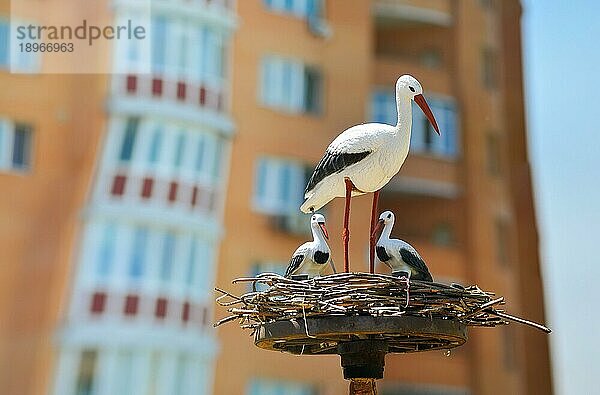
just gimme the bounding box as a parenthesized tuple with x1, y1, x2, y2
(152, 16, 167, 74)
(482, 47, 498, 90)
(194, 134, 206, 173)
(431, 223, 454, 247)
(113, 118, 223, 179)
(0, 21, 8, 68)
(479, 0, 496, 10)
(248, 378, 317, 395)
(97, 223, 117, 277)
(149, 16, 225, 82)
(186, 238, 197, 287)
(211, 137, 224, 180)
(174, 132, 186, 168)
(192, 240, 215, 293)
(370, 91, 397, 125)
(11, 123, 33, 169)
(260, 56, 323, 114)
(0, 119, 33, 171)
(254, 157, 307, 215)
(160, 232, 176, 282)
(104, 118, 227, 209)
(203, 28, 224, 80)
(177, 28, 189, 77)
(369, 91, 459, 158)
(486, 132, 502, 176)
(114, 350, 134, 394)
(119, 118, 139, 162)
(303, 66, 322, 114)
(419, 49, 442, 69)
(129, 227, 148, 279)
(411, 98, 458, 157)
(74, 350, 98, 395)
(148, 127, 163, 163)
(174, 355, 187, 395)
(264, 0, 323, 20)
(147, 352, 161, 395)
(1, 19, 39, 73)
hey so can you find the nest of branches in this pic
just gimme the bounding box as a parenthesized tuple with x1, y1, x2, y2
(214, 272, 550, 334)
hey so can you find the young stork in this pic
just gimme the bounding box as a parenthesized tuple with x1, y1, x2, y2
(300, 75, 440, 272)
(284, 213, 335, 278)
(372, 211, 433, 282)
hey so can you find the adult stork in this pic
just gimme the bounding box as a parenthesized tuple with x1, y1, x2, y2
(300, 75, 440, 272)
(372, 211, 434, 282)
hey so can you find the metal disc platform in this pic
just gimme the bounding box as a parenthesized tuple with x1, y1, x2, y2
(255, 315, 466, 383)
(255, 315, 467, 355)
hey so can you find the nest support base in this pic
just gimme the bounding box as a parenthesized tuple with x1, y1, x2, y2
(340, 340, 386, 395)
(255, 316, 467, 394)
(339, 340, 387, 380)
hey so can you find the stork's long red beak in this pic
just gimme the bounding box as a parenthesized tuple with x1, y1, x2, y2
(414, 94, 440, 135)
(372, 219, 385, 241)
(318, 222, 329, 240)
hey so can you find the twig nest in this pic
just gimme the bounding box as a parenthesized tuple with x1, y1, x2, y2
(215, 272, 550, 336)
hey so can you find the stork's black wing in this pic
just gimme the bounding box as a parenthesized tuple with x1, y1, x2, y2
(305, 149, 371, 194)
(399, 248, 433, 282)
(285, 254, 304, 278)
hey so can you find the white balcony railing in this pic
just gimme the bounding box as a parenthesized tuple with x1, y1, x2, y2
(372, 0, 453, 26)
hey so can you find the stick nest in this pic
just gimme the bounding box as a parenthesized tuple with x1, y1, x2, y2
(214, 272, 550, 334)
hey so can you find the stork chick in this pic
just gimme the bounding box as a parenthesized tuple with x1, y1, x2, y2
(373, 211, 434, 282)
(285, 214, 335, 278)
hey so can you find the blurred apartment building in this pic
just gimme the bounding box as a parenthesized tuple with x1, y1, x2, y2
(0, 1, 551, 395)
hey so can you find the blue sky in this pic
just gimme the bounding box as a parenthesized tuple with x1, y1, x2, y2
(522, 0, 600, 393)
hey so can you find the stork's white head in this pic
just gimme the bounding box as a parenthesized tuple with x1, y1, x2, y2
(372, 210, 395, 240)
(395, 75, 440, 135)
(310, 213, 329, 240)
(378, 210, 395, 225)
(396, 75, 423, 98)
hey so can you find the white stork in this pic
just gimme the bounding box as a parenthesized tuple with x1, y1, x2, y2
(300, 75, 440, 272)
(372, 211, 433, 282)
(284, 213, 335, 278)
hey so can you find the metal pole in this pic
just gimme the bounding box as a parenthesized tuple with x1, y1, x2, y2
(349, 379, 377, 395)
(338, 340, 387, 395)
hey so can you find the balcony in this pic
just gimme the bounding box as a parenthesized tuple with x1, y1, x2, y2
(372, 0, 453, 27)
(373, 56, 452, 96)
(384, 155, 461, 198)
(113, 0, 238, 27)
(109, 74, 234, 135)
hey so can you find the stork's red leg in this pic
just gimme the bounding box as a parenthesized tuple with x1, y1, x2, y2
(369, 190, 380, 274)
(343, 178, 353, 273)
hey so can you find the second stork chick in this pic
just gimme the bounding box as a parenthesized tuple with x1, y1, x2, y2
(373, 211, 434, 282)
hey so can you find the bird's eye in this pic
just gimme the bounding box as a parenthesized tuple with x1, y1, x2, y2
(312, 216, 316, 220)
(409, 86, 416, 93)
(387, 214, 391, 219)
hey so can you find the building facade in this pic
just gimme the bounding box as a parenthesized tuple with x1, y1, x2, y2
(216, 1, 552, 394)
(0, 1, 551, 395)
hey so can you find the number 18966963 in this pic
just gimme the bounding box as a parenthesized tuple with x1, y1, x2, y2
(19, 42, 74, 52)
